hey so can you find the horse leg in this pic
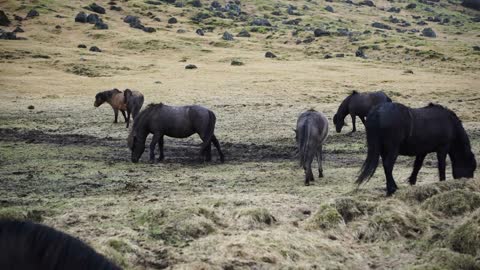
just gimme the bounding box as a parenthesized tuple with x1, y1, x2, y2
(126, 109, 131, 128)
(360, 116, 366, 126)
(157, 135, 164, 161)
(350, 114, 356, 133)
(317, 145, 323, 178)
(205, 142, 212, 162)
(113, 108, 119, 123)
(121, 110, 127, 123)
(149, 133, 160, 163)
(304, 156, 314, 186)
(408, 154, 426, 185)
(211, 135, 225, 163)
(437, 147, 448, 181)
(381, 147, 399, 196)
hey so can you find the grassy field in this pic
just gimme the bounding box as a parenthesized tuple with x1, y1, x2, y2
(1, 0, 480, 269)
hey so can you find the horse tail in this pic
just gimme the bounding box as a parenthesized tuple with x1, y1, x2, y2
(356, 109, 381, 185)
(299, 122, 310, 167)
(201, 110, 216, 154)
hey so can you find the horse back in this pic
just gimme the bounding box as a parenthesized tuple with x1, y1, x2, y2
(349, 91, 390, 117)
(110, 92, 127, 111)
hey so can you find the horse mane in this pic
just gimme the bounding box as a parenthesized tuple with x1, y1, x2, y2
(0, 220, 120, 270)
(130, 103, 164, 134)
(335, 91, 358, 118)
(428, 103, 471, 150)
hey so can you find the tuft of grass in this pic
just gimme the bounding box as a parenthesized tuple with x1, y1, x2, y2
(448, 209, 480, 256)
(398, 184, 441, 203)
(333, 197, 374, 223)
(354, 200, 435, 242)
(306, 204, 344, 230)
(0, 208, 27, 221)
(422, 190, 480, 216)
(234, 208, 277, 229)
(411, 248, 480, 270)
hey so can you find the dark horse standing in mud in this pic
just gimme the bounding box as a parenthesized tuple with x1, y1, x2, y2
(356, 102, 476, 196)
(333, 91, 392, 133)
(295, 109, 329, 186)
(94, 88, 128, 124)
(123, 89, 144, 128)
(128, 103, 225, 163)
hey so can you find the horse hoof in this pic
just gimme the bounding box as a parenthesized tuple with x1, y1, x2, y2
(304, 182, 310, 186)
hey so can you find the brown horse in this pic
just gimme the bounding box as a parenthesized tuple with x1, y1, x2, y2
(333, 91, 392, 133)
(94, 89, 127, 123)
(123, 89, 144, 128)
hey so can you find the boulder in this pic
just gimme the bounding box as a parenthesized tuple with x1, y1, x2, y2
(13, 26, 24, 33)
(168, 17, 177, 24)
(462, 0, 480, 10)
(78, 44, 87, 48)
(87, 13, 102, 24)
(89, 46, 102, 52)
(422, 27, 436, 37)
(314, 28, 330, 37)
(251, 18, 271, 27)
(185, 64, 197, 69)
(406, 3, 417, 9)
(143, 27, 156, 33)
(359, 0, 375, 6)
(222, 31, 234, 40)
(237, 29, 251, 37)
(265, 51, 277, 58)
(26, 9, 39, 18)
(190, 0, 202, 7)
(196, 28, 204, 36)
(94, 21, 108, 29)
(110, 6, 122, 11)
(0, 10, 11, 26)
(325, 6, 334, 12)
(75, 12, 88, 23)
(88, 3, 106, 14)
(372, 22, 392, 30)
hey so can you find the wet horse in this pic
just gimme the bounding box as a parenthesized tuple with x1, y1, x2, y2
(333, 91, 392, 133)
(0, 220, 120, 270)
(295, 109, 329, 186)
(94, 88, 127, 123)
(123, 89, 144, 128)
(128, 103, 225, 163)
(356, 102, 476, 196)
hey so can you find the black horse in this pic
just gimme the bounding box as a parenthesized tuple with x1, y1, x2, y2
(356, 102, 476, 195)
(0, 220, 120, 270)
(333, 91, 392, 133)
(128, 103, 225, 163)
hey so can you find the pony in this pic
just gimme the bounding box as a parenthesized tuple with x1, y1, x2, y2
(333, 90, 392, 133)
(127, 103, 225, 163)
(295, 109, 329, 186)
(94, 88, 127, 123)
(0, 220, 120, 270)
(123, 89, 144, 128)
(356, 102, 476, 196)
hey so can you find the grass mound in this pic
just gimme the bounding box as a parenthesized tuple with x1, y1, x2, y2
(422, 190, 480, 216)
(306, 204, 345, 230)
(233, 208, 277, 229)
(448, 209, 480, 256)
(354, 200, 435, 242)
(398, 185, 441, 203)
(138, 207, 221, 246)
(333, 197, 374, 223)
(0, 208, 27, 220)
(411, 248, 480, 270)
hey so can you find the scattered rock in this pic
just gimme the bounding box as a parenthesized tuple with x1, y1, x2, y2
(417, 21, 428, 26)
(404, 69, 414, 74)
(110, 6, 122, 11)
(177, 29, 186, 33)
(406, 3, 417, 8)
(422, 27, 436, 38)
(231, 59, 244, 66)
(283, 18, 302, 25)
(287, 5, 301, 16)
(0, 31, 21, 40)
(87, 13, 102, 24)
(237, 29, 251, 37)
(26, 9, 39, 18)
(251, 18, 271, 27)
(124, 15, 140, 24)
(13, 26, 24, 33)
(211, 1, 222, 9)
(324, 54, 333, 59)
(355, 49, 366, 58)
(372, 22, 392, 30)
(89, 46, 102, 52)
(314, 28, 330, 37)
(462, 0, 480, 10)
(190, 0, 202, 7)
(222, 31, 234, 40)
(28, 105, 35, 110)
(87, 3, 106, 14)
(196, 28, 204, 36)
(359, 0, 376, 6)
(78, 44, 87, 48)
(14, 15, 23, 21)
(265, 51, 277, 58)
(153, 17, 161, 22)
(335, 53, 345, 58)
(473, 45, 480, 51)
(168, 17, 177, 24)
(0, 10, 11, 26)
(185, 64, 197, 69)
(387, 7, 401, 13)
(303, 36, 315, 43)
(325, 5, 334, 12)
(75, 11, 88, 23)
(94, 21, 108, 29)
(144, 27, 156, 33)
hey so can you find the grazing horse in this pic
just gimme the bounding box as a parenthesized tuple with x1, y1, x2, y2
(127, 103, 225, 163)
(295, 109, 329, 186)
(123, 89, 144, 128)
(0, 220, 120, 270)
(94, 89, 127, 123)
(356, 102, 476, 196)
(333, 91, 392, 133)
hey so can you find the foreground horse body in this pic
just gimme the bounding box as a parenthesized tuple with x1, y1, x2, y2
(357, 102, 476, 195)
(333, 91, 392, 133)
(0, 220, 120, 270)
(123, 89, 144, 128)
(94, 89, 127, 123)
(295, 109, 329, 186)
(128, 103, 225, 163)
